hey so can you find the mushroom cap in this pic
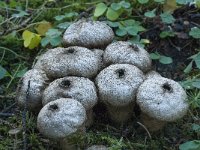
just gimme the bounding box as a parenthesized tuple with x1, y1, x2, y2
(42, 77, 98, 110)
(96, 64, 145, 106)
(34, 46, 101, 78)
(63, 20, 114, 48)
(37, 98, 86, 139)
(86, 145, 108, 150)
(103, 41, 152, 72)
(136, 77, 188, 122)
(16, 69, 48, 110)
(92, 49, 105, 71)
(145, 70, 161, 79)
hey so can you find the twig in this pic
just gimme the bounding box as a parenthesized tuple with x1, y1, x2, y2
(0, 113, 14, 117)
(137, 122, 152, 139)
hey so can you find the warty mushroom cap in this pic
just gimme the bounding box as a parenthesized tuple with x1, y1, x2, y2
(63, 19, 114, 49)
(16, 69, 48, 111)
(145, 70, 161, 79)
(103, 41, 152, 72)
(96, 64, 145, 106)
(42, 76, 98, 110)
(37, 98, 86, 139)
(34, 46, 101, 79)
(136, 77, 188, 122)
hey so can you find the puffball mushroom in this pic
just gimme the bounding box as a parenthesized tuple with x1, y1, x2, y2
(42, 77, 98, 126)
(103, 41, 152, 72)
(86, 145, 108, 150)
(34, 46, 101, 79)
(37, 98, 86, 150)
(96, 64, 145, 124)
(145, 70, 161, 79)
(136, 77, 188, 131)
(63, 19, 114, 49)
(16, 69, 49, 111)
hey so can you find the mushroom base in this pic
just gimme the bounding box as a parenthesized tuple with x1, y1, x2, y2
(107, 103, 135, 124)
(85, 109, 94, 127)
(140, 113, 166, 132)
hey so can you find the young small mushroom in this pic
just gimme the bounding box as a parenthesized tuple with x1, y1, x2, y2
(42, 77, 98, 127)
(136, 77, 189, 131)
(86, 145, 108, 150)
(95, 64, 145, 124)
(16, 69, 49, 111)
(63, 19, 114, 49)
(103, 41, 152, 72)
(34, 46, 101, 79)
(37, 98, 86, 150)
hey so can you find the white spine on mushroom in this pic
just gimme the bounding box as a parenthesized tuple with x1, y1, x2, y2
(96, 64, 145, 123)
(16, 69, 48, 111)
(34, 46, 101, 78)
(63, 19, 114, 48)
(103, 41, 152, 72)
(136, 76, 188, 131)
(42, 76, 98, 126)
(37, 98, 86, 150)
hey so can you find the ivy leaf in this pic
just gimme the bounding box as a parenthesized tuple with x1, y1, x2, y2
(159, 55, 173, 64)
(116, 28, 127, 36)
(160, 12, 175, 24)
(189, 27, 200, 39)
(106, 21, 119, 27)
(41, 29, 62, 47)
(35, 21, 52, 36)
(160, 31, 175, 38)
(179, 140, 200, 150)
(111, 3, 121, 11)
(106, 8, 119, 21)
(0, 65, 7, 80)
(94, 3, 107, 17)
(138, 0, 149, 4)
(57, 22, 71, 29)
(150, 53, 160, 59)
(54, 15, 66, 21)
(22, 30, 41, 49)
(144, 9, 156, 18)
(119, 1, 131, 8)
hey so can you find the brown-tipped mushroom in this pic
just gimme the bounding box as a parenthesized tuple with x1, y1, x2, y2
(42, 77, 98, 127)
(103, 41, 152, 72)
(16, 69, 49, 111)
(136, 77, 188, 131)
(63, 19, 114, 48)
(34, 46, 101, 79)
(37, 98, 86, 150)
(95, 64, 145, 124)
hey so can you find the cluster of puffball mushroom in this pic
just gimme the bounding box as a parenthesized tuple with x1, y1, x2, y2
(16, 19, 189, 149)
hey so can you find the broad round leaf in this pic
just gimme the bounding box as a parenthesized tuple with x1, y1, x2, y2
(106, 8, 119, 21)
(159, 55, 173, 64)
(94, 3, 107, 17)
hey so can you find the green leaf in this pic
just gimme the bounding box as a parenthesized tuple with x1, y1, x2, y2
(194, 53, 200, 69)
(159, 55, 173, 64)
(116, 28, 127, 36)
(179, 140, 200, 150)
(94, 3, 107, 17)
(184, 61, 193, 73)
(0, 15, 4, 23)
(160, 31, 175, 38)
(111, 3, 121, 11)
(106, 21, 119, 27)
(119, 1, 131, 8)
(150, 53, 160, 59)
(54, 15, 66, 21)
(64, 12, 78, 18)
(49, 36, 62, 46)
(12, 10, 29, 18)
(126, 26, 138, 36)
(35, 21, 52, 36)
(106, 8, 119, 21)
(16, 67, 28, 78)
(57, 22, 71, 29)
(176, 0, 193, 5)
(160, 12, 175, 24)
(192, 124, 200, 133)
(189, 27, 200, 39)
(22, 30, 41, 49)
(46, 29, 62, 37)
(41, 37, 49, 47)
(154, 0, 165, 4)
(192, 80, 200, 89)
(144, 9, 156, 18)
(138, 0, 149, 4)
(124, 19, 136, 26)
(0, 66, 7, 80)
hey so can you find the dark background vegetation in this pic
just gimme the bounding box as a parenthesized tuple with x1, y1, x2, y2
(0, 0, 200, 149)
